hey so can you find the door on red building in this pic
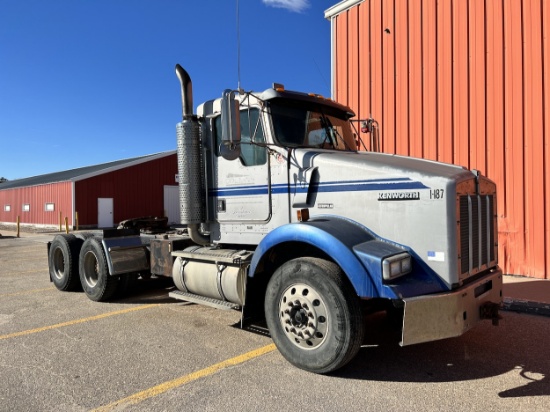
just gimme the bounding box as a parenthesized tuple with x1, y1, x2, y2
(98, 198, 113, 228)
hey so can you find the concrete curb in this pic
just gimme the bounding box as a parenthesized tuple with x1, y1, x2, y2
(502, 298, 550, 317)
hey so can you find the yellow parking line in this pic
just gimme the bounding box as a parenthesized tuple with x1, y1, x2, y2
(0, 304, 159, 340)
(92, 343, 277, 412)
(0, 287, 55, 297)
(0, 258, 47, 262)
(0, 259, 48, 265)
(0, 269, 46, 276)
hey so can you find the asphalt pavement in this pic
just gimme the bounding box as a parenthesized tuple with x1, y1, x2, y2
(1, 229, 549, 411)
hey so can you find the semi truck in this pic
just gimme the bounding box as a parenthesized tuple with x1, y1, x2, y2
(48, 64, 502, 374)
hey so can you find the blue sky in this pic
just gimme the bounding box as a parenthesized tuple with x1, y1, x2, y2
(0, 0, 337, 180)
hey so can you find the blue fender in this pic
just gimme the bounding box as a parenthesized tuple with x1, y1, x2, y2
(249, 215, 449, 299)
(249, 215, 399, 299)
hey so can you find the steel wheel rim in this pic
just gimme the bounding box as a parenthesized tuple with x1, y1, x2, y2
(82, 251, 99, 288)
(52, 248, 65, 280)
(278, 282, 329, 350)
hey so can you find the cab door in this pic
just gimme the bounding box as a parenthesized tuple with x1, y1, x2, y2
(213, 108, 271, 224)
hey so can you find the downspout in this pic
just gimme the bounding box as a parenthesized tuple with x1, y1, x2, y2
(71, 181, 75, 230)
(330, 15, 335, 99)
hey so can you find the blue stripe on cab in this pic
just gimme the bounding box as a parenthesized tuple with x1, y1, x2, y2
(209, 178, 428, 197)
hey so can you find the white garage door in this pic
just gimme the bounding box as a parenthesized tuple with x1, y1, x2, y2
(163, 185, 180, 225)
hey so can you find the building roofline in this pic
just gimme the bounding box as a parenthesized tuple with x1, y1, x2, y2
(71, 150, 176, 183)
(0, 150, 177, 191)
(324, 0, 364, 19)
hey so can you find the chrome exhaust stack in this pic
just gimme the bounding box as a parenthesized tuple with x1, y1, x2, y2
(175, 64, 209, 245)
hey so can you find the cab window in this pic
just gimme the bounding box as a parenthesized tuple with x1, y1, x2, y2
(215, 108, 267, 166)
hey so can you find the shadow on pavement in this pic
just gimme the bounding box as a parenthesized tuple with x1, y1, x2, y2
(112, 276, 177, 305)
(504, 279, 550, 302)
(334, 311, 549, 398)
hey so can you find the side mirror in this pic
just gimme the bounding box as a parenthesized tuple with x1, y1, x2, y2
(220, 89, 241, 160)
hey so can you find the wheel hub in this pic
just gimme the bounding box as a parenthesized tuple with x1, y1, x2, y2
(52, 248, 65, 280)
(291, 307, 308, 326)
(279, 283, 329, 349)
(82, 251, 100, 288)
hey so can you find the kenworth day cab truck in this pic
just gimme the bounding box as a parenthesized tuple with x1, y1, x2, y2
(48, 64, 502, 374)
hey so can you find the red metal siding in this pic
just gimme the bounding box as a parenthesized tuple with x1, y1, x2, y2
(330, 0, 550, 279)
(75, 154, 178, 226)
(0, 182, 72, 226)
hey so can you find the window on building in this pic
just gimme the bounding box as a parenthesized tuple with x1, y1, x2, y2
(45, 203, 55, 212)
(4, 205, 10, 212)
(22, 204, 30, 212)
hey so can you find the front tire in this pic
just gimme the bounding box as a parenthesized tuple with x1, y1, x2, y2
(79, 237, 118, 302)
(264, 257, 364, 374)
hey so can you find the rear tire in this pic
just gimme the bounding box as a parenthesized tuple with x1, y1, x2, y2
(264, 257, 364, 374)
(79, 237, 118, 302)
(75, 232, 96, 242)
(48, 234, 83, 291)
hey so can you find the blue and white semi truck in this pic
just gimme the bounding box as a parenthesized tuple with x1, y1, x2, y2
(48, 65, 502, 374)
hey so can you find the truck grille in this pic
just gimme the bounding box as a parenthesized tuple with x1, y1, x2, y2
(459, 194, 496, 280)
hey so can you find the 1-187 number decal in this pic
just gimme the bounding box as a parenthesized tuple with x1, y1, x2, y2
(430, 189, 444, 199)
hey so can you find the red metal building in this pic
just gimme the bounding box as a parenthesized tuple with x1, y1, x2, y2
(326, 0, 550, 279)
(0, 151, 179, 229)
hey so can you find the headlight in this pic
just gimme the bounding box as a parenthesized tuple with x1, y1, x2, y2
(382, 252, 412, 281)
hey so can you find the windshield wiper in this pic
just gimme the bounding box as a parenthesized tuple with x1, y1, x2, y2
(319, 116, 337, 148)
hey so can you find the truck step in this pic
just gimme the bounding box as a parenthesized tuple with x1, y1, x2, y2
(169, 290, 241, 310)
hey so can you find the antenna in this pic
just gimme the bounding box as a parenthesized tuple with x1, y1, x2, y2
(236, 0, 242, 92)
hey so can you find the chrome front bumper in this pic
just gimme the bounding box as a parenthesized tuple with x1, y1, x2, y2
(400, 269, 503, 346)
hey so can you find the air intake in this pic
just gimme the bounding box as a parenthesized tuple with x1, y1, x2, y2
(459, 194, 497, 280)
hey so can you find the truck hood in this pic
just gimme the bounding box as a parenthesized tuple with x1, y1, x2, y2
(288, 148, 481, 290)
(291, 149, 472, 184)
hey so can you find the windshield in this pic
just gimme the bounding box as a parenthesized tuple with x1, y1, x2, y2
(269, 99, 357, 151)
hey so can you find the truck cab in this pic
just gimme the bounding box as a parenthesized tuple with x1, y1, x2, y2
(197, 86, 359, 243)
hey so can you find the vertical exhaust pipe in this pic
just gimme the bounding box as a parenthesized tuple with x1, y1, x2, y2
(175, 64, 209, 245)
(176, 64, 194, 119)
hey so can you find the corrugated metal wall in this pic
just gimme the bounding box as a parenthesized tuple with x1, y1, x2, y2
(0, 154, 178, 228)
(75, 154, 178, 226)
(329, 0, 550, 279)
(0, 182, 73, 226)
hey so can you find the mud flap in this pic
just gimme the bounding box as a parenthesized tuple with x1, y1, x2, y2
(400, 270, 503, 346)
(102, 237, 150, 276)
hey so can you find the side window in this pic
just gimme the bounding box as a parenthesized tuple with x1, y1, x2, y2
(215, 108, 267, 166)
